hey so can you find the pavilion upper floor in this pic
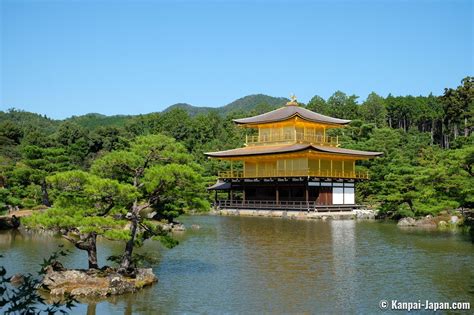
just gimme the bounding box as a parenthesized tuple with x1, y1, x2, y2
(244, 119, 340, 147)
(232, 98, 351, 147)
(205, 144, 384, 180)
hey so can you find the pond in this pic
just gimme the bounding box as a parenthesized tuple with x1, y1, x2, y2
(1, 215, 473, 314)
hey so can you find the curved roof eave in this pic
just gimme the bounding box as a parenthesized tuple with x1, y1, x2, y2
(232, 106, 351, 126)
(233, 113, 352, 126)
(205, 144, 383, 159)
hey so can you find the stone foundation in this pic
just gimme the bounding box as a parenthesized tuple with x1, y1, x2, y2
(211, 208, 377, 220)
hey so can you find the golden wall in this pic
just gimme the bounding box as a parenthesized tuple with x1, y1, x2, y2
(245, 120, 341, 146)
(244, 157, 355, 177)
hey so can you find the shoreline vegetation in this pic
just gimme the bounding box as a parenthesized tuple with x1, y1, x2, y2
(0, 78, 473, 308)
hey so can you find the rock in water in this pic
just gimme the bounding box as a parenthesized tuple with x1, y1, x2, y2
(353, 209, 377, 220)
(0, 215, 20, 230)
(437, 220, 448, 229)
(42, 268, 157, 297)
(10, 273, 24, 286)
(172, 223, 186, 231)
(397, 216, 436, 228)
(397, 217, 417, 226)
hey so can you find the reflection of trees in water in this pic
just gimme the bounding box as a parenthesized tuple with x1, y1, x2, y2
(354, 222, 474, 305)
(86, 303, 96, 315)
(0, 229, 25, 245)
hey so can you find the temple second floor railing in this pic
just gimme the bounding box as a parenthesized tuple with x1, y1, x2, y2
(218, 169, 369, 179)
(246, 133, 339, 147)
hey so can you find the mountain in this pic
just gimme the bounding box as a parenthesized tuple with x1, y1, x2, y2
(65, 113, 133, 129)
(163, 103, 216, 116)
(1, 94, 290, 131)
(163, 94, 289, 116)
(0, 109, 59, 134)
(220, 94, 289, 114)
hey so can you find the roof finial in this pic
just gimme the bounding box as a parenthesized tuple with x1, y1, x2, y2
(286, 93, 298, 106)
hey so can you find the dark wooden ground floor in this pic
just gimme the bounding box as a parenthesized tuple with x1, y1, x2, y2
(209, 178, 357, 206)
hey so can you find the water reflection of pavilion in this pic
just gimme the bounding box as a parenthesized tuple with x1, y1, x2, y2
(227, 217, 358, 313)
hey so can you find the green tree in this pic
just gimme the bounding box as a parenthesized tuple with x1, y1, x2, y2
(91, 134, 209, 272)
(440, 76, 473, 147)
(306, 95, 330, 115)
(19, 145, 72, 207)
(359, 92, 387, 127)
(25, 170, 138, 269)
(327, 91, 359, 119)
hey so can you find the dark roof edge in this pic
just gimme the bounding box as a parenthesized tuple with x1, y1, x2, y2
(205, 145, 384, 158)
(205, 145, 310, 158)
(232, 113, 351, 126)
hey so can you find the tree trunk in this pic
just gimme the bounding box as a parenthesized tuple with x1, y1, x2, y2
(442, 121, 449, 149)
(119, 215, 138, 272)
(119, 200, 141, 273)
(41, 179, 51, 207)
(430, 120, 435, 145)
(465, 117, 469, 137)
(64, 232, 99, 269)
(86, 234, 98, 269)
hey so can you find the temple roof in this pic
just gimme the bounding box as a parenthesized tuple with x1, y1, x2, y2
(205, 143, 383, 158)
(207, 180, 232, 190)
(233, 105, 351, 126)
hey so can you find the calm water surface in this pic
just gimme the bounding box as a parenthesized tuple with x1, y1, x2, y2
(1, 215, 473, 314)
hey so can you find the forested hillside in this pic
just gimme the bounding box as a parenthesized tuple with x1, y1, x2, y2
(163, 94, 289, 116)
(0, 77, 472, 218)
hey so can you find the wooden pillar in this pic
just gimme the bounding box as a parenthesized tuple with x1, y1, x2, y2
(230, 161, 233, 177)
(305, 182, 309, 202)
(330, 179, 334, 205)
(276, 183, 279, 204)
(330, 160, 333, 177)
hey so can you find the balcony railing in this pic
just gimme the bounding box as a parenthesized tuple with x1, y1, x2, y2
(246, 133, 339, 147)
(215, 200, 361, 211)
(218, 169, 369, 180)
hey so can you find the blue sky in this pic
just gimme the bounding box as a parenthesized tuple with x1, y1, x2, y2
(1, 0, 472, 119)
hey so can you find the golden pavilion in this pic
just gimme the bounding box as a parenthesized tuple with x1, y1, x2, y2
(205, 95, 382, 211)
